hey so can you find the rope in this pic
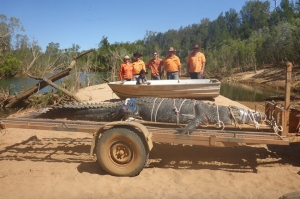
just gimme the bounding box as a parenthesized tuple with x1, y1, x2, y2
(154, 98, 165, 122)
(124, 98, 130, 105)
(259, 111, 267, 124)
(214, 121, 225, 130)
(241, 109, 247, 124)
(229, 106, 241, 129)
(247, 110, 261, 129)
(173, 99, 179, 124)
(150, 98, 158, 122)
(173, 99, 187, 125)
(272, 120, 283, 134)
(214, 105, 225, 130)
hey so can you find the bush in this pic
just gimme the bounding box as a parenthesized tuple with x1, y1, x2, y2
(0, 54, 21, 77)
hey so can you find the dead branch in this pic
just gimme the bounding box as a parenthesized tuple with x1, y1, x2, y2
(1, 49, 93, 108)
(27, 73, 82, 102)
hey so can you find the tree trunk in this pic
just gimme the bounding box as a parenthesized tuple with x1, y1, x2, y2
(2, 50, 92, 108)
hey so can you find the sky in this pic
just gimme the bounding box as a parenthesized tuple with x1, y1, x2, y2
(1, 0, 248, 52)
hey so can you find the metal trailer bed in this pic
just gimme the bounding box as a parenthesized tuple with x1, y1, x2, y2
(0, 116, 291, 147)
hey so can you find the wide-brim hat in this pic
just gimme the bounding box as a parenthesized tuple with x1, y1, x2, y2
(191, 44, 200, 50)
(133, 52, 142, 57)
(123, 55, 130, 60)
(139, 69, 146, 75)
(168, 47, 176, 52)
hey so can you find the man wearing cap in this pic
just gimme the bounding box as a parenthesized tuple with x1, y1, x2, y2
(146, 52, 163, 80)
(186, 44, 206, 79)
(119, 55, 133, 81)
(162, 47, 181, 80)
(132, 52, 146, 80)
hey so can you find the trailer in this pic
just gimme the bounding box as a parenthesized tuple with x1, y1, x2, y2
(0, 62, 300, 177)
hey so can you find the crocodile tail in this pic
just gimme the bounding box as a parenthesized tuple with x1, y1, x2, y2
(37, 101, 125, 122)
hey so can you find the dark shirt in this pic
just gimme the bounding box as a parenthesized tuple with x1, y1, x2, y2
(136, 76, 147, 85)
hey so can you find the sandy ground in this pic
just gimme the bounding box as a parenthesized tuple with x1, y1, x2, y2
(1, 84, 300, 199)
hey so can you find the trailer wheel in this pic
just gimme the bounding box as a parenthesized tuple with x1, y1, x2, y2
(96, 128, 148, 177)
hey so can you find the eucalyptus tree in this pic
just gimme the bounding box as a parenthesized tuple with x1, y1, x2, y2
(296, 0, 300, 17)
(262, 21, 295, 64)
(239, 1, 270, 39)
(293, 18, 300, 63)
(225, 9, 241, 39)
(196, 18, 210, 50)
(0, 14, 24, 53)
(143, 30, 158, 56)
(0, 14, 24, 77)
(278, 0, 295, 21)
(207, 14, 231, 49)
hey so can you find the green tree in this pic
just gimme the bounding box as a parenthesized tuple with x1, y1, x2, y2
(0, 54, 21, 77)
(207, 14, 231, 49)
(225, 9, 241, 39)
(279, 0, 295, 21)
(240, 1, 270, 39)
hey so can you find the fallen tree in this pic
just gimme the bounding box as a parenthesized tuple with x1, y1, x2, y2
(1, 49, 93, 108)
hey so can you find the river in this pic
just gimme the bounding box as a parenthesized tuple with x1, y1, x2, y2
(220, 82, 285, 101)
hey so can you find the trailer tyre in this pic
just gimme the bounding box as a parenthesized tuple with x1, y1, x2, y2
(96, 128, 148, 177)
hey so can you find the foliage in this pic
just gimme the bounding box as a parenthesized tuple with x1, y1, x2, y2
(0, 53, 21, 77)
(2, 0, 300, 81)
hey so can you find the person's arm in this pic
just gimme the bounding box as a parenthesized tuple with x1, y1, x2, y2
(145, 77, 151, 85)
(142, 62, 146, 73)
(178, 65, 181, 76)
(186, 56, 190, 76)
(136, 77, 140, 85)
(119, 65, 123, 81)
(161, 60, 166, 77)
(200, 62, 206, 74)
(145, 61, 150, 70)
(177, 56, 181, 76)
(200, 53, 206, 75)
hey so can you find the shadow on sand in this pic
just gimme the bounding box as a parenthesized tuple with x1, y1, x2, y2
(1, 135, 300, 176)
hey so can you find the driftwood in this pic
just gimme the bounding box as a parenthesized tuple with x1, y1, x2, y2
(27, 74, 82, 102)
(1, 50, 93, 108)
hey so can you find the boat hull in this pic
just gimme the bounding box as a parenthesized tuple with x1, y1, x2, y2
(108, 79, 221, 99)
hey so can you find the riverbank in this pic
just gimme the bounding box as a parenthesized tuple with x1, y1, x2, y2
(223, 66, 300, 110)
(224, 66, 300, 93)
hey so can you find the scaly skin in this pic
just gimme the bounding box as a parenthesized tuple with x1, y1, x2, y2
(38, 97, 266, 134)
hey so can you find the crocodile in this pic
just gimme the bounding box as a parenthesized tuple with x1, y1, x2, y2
(37, 97, 266, 134)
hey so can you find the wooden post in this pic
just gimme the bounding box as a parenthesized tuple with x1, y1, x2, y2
(282, 62, 293, 136)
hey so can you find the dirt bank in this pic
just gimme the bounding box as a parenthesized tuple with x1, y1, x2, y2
(223, 66, 300, 110)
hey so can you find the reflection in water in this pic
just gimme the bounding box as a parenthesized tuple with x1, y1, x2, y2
(0, 72, 109, 94)
(220, 82, 285, 101)
(0, 72, 109, 117)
